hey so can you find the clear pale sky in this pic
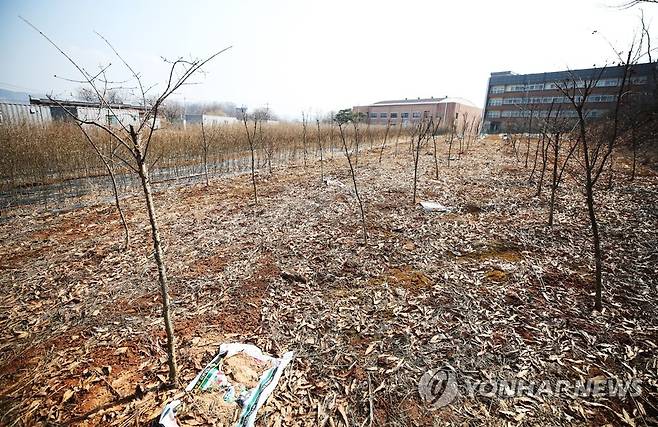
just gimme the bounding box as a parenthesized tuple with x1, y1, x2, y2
(0, 0, 655, 119)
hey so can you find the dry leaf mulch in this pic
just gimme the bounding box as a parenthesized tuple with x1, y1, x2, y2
(0, 139, 656, 426)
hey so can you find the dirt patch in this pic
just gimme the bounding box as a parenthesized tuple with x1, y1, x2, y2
(368, 267, 433, 295)
(459, 241, 521, 262)
(485, 268, 509, 282)
(463, 203, 483, 214)
(183, 251, 232, 279)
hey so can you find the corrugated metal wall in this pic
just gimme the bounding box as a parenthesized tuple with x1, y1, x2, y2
(0, 102, 52, 125)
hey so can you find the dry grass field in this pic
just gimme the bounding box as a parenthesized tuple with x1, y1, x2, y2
(0, 137, 656, 426)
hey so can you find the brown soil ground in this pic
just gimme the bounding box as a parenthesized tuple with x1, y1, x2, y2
(0, 137, 656, 426)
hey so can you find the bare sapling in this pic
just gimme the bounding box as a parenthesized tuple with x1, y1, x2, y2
(316, 118, 324, 183)
(431, 118, 443, 179)
(255, 107, 274, 175)
(352, 112, 364, 170)
(301, 111, 308, 169)
(524, 104, 536, 168)
(241, 108, 259, 205)
(556, 44, 637, 311)
(547, 127, 578, 226)
(412, 118, 433, 203)
(394, 120, 403, 156)
(24, 16, 232, 384)
(464, 117, 473, 153)
(447, 120, 456, 167)
(336, 109, 367, 245)
(535, 128, 551, 197)
(458, 112, 468, 160)
(329, 113, 336, 160)
(378, 118, 392, 163)
(466, 116, 480, 152)
(201, 118, 210, 187)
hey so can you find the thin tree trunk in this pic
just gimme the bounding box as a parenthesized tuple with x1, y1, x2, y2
(458, 135, 463, 160)
(447, 131, 454, 167)
(353, 123, 360, 170)
(135, 148, 178, 384)
(378, 121, 391, 163)
(339, 125, 367, 245)
(250, 142, 257, 204)
(395, 121, 402, 157)
(316, 119, 324, 183)
(432, 134, 439, 179)
(536, 136, 549, 197)
(524, 115, 533, 168)
(548, 133, 560, 226)
(413, 135, 420, 203)
(201, 120, 209, 187)
(242, 116, 258, 204)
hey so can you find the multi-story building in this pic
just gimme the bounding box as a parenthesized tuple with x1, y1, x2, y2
(353, 97, 482, 128)
(482, 62, 657, 133)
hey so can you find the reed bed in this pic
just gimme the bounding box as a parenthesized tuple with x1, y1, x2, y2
(0, 121, 400, 206)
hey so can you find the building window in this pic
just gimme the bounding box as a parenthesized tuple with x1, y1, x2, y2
(490, 86, 505, 94)
(506, 84, 526, 92)
(596, 78, 619, 87)
(545, 96, 568, 104)
(488, 98, 503, 106)
(380, 112, 387, 118)
(590, 94, 615, 102)
(557, 110, 578, 117)
(486, 110, 500, 118)
(544, 82, 558, 90)
(526, 83, 544, 91)
(412, 112, 421, 118)
(369, 112, 377, 119)
(401, 112, 409, 118)
(503, 97, 523, 105)
(390, 112, 398, 118)
(500, 110, 530, 118)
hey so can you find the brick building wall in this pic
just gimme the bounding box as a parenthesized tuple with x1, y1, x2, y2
(353, 97, 482, 130)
